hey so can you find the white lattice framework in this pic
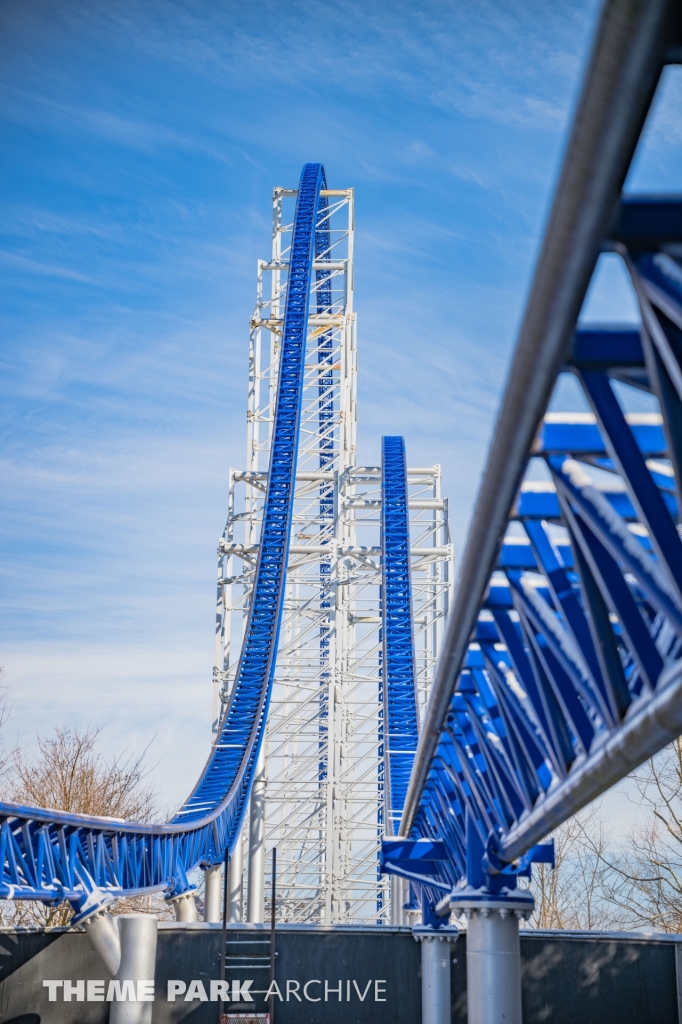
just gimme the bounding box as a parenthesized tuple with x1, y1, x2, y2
(213, 184, 453, 924)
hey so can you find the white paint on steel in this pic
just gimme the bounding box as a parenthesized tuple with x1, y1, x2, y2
(247, 746, 266, 923)
(170, 892, 198, 922)
(203, 864, 222, 923)
(213, 184, 452, 923)
(83, 909, 121, 975)
(227, 826, 244, 922)
(109, 915, 158, 1024)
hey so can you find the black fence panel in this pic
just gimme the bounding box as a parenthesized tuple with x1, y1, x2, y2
(0, 925, 677, 1024)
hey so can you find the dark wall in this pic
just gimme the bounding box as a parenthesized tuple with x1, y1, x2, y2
(0, 923, 677, 1024)
(520, 933, 678, 1024)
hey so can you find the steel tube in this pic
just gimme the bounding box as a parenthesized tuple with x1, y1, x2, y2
(400, 0, 677, 839)
(203, 864, 222, 923)
(221, 543, 451, 557)
(83, 909, 121, 976)
(227, 827, 244, 922)
(501, 659, 682, 860)
(466, 910, 521, 1024)
(247, 746, 266, 922)
(110, 914, 158, 1024)
(415, 929, 458, 1024)
(390, 876, 407, 926)
(171, 892, 198, 922)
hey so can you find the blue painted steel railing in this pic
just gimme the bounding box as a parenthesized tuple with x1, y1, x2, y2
(384, 0, 682, 913)
(393, 199, 682, 903)
(0, 162, 328, 905)
(381, 437, 420, 836)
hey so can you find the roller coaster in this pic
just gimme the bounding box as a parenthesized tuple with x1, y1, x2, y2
(2, 6, 682, 1017)
(0, 161, 437, 924)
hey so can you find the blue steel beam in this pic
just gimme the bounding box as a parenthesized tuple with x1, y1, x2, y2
(395, 0, 682, 908)
(0, 162, 328, 908)
(381, 436, 420, 835)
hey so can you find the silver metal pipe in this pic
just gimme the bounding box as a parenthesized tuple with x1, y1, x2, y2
(228, 827, 244, 922)
(171, 892, 198, 922)
(247, 746, 266, 922)
(415, 929, 458, 1024)
(400, 0, 676, 839)
(221, 543, 451, 557)
(83, 909, 121, 976)
(203, 864, 223, 923)
(466, 910, 521, 1024)
(110, 914, 158, 1024)
(501, 659, 682, 860)
(390, 876, 407, 926)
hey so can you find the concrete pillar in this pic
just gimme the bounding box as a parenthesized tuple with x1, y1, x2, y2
(203, 864, 223, 923)
(465, 907, 523, 1024)
(228, 827, 244, 922)
(110, 914, 158, 1024)
(247, 747, 266, 922)
(413, 926, 458, 1024)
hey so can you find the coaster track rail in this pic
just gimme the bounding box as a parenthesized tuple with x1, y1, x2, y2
(397, 0, 682, 904)
(0, 163, 328, 906)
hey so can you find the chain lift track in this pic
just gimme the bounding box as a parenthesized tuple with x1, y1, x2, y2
(0, 159, 452, 920)
(215, 185, 452, 923)
(0, 162, 330, 911)
(381, 436, 421, 838)
(6, 0, 675, 930)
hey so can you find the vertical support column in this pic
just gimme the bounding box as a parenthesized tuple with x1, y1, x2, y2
(83, 909, 121, 975)
(247, 746, 266, 922)
(675, 941, 682, 1024)
(204, 864, 223, 923)
(390, 876, 408, 926)
(413, 926, 458, 1024)
(449, 811, 533, 1024)
(464, 906, 525, 1024)
(170, 891, 198, 922)
(228, 827, 244, 922)
(110, 914, 158, 1024)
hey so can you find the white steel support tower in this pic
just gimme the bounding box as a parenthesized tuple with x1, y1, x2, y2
(213, 183, 453, 924)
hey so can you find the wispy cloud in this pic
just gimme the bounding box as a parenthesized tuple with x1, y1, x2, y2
(0, 248, 98, 282)
(2, 0, 677, 800)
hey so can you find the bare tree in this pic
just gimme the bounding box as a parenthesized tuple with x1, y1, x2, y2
(9, 725, 156, 821)
(2, 725, 167, 927)
(594, 739, 682, 933)
(523, 805, 624, 931)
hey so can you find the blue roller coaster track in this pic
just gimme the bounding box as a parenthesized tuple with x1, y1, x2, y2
(381, 436, 420, 837)
(0, 162, 328, 913)
(4, 0, 682, 936)
(382, 0, 682, 920)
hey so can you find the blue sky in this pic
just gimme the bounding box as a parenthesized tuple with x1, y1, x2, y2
(2, 0, 682, 813)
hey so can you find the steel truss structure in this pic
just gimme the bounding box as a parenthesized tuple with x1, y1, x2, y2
(0, 160, 452, 922)
(387, 0, 682, 922)
(214, 196, 452, 923)
(0, 164, 341, 912)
